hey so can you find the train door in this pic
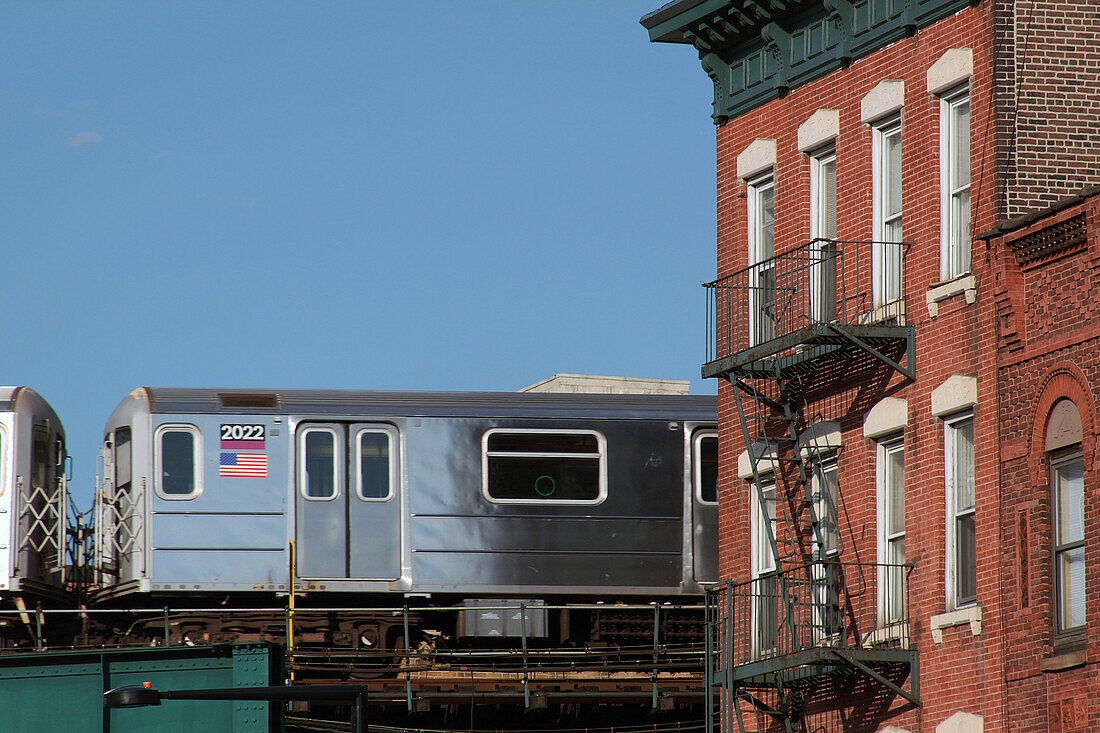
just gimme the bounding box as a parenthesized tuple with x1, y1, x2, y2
(295, 422, 401, 580)
(691, 429, 718, 583)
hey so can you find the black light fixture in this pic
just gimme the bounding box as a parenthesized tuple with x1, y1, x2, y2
(103, 683, 161, 708)
(104, 683, 368, 732)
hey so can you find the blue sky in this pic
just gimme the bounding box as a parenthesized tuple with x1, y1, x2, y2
(1, 2, 716, 506)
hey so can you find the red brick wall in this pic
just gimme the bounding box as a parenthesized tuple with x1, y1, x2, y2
(712, 2, 1006, 730)
(993, 0, 1100, 218)
(989, 194, 1100, 733)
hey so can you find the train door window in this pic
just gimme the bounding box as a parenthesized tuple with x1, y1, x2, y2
(155, 425, 202, 499)
(482, 429, 606, 504)
(693, 430, 718, 504)
(301, 427, 339, 500)
(115, 428, 132, 491)
(355, 428, 394, 501)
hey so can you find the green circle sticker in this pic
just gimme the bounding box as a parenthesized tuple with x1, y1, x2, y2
(535, 475, 556, 496)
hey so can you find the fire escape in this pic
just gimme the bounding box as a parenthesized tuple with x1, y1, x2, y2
(702, 239, 918, 733)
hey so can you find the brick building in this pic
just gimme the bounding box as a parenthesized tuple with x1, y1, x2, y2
(641, 1, 1099, 731)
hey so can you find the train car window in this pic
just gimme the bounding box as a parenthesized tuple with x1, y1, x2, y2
(0, 427, 5, 495)
(301, 428, 338, 500)
(482, 429, 605, 504)
(694, 431, 718, 504)
(356, 430, 393, 501)
(115, 427, 132, 490)
(155, 425, 202, 499)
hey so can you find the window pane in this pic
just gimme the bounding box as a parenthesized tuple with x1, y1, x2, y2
(953, 187, 971, 271)
(487, 456, 599, 501)
(1056, 457, 1085, 544)
(956, 512, 977, 603)
(753, 483, 778, 575)
(757, 266, 777, 341)
(887, 444, 905, 535)
(305, 431, 336, 499)
(816, 464, 839, 555)
(116, 427, 132, 488)
(759, 185, 775, 259)
(161, 431, 195, 495)
(824, 157, 837, 239)
(886, 131, 902, 218)
(698, 435, 718, 503)
(953, 420, 974, 510)
(488, 432, 598, 454)
(954, 99, 970, 187)
(359, 432, 391, 499)
(1060, 545, 1086, 630)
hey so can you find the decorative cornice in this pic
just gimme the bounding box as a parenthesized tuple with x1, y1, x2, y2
(643, 0, 977, 125)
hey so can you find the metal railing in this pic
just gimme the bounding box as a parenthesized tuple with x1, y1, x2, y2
(706, 561, 912, 678)
(704, 239, 907, 366)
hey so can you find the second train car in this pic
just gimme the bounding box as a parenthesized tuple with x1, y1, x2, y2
(90, 387, 717, 647)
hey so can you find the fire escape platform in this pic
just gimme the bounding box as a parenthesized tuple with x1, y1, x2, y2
(702, 322, 913, 380)
(727, 645, 917, 692)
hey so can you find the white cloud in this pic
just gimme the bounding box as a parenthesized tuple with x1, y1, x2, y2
(68, 130, 102, 147)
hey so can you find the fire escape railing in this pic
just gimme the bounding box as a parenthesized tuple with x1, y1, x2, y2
(705, 561, 918, 733)
(704, 239, 908, 372)
(708, 561, 912, 671)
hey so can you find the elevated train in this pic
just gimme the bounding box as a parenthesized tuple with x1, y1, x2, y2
(0, 386, 718, 652)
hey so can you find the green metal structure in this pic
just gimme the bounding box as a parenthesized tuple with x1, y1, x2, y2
(0, 643, 282, 732)
(642, 0, 977, 124)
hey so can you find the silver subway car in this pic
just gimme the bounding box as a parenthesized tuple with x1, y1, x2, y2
(93, 388, 717, 603)
(0, 387, 68, 598)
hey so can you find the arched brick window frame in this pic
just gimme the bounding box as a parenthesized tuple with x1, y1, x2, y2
(1028, 364, 1094, 487)
(1025, 363, 1093, 631)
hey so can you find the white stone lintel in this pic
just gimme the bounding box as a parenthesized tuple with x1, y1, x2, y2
(797, 109, 840, 153)
(864, 397, 908, 439)
(737, 139, 777, 180)
(935, 710, 984, 733)
(927, 48, 973, 95)
(738, 446, 779, 480)
(860, 80, 905, 123)
(931, 374, 978, 418)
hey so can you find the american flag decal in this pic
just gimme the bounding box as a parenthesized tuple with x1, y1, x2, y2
(220, 452, 268, 478)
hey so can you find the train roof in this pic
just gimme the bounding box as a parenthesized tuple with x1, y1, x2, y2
(0, 387, 65, 435)
(133, 387, 717, 421)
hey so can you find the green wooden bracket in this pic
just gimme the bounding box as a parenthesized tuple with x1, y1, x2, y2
(701, 51, 732, 124)
(823, 0, 854, 62)
(761, 22, 791, 94)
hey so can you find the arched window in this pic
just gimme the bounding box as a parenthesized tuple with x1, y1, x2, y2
(1046, 399, 1084, 635)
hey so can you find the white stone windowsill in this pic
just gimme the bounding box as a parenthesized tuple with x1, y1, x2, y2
(926, 274, 976, 318)
(930, 604, 982, 643)
(863, 622, 909, 646)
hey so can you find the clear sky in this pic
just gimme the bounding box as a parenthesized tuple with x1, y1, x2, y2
(1, 2, 716, 507)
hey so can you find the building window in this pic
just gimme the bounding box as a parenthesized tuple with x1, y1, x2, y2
(1052, 453, 1085, 633)
(812, 459, 840, 558)
(945, 413, 976, 607)
(750, 478, 779, 655)
(809, 147, 837, 322)
(482, 429, 605, 504)
(811, 458, 842, 637)
(694, 431, 718, 504)
(877, 437, 905, 623)
(155, 425, 202, 499)
(747, 172, 776, 345)
(872, 116, 903, 306)
(940, 86, 970, 279)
